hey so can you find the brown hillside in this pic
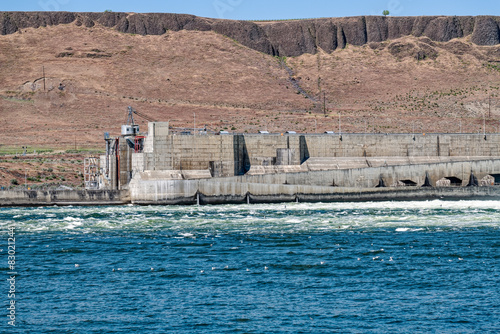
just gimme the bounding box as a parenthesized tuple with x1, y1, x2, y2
(2, 13, 500, 55)
(0, 13, 499, 150)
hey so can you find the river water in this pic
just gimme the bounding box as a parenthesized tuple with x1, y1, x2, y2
(1, 201, 499, 333)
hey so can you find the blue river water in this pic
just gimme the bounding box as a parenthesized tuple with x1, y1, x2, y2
(1, 200, 499, 333)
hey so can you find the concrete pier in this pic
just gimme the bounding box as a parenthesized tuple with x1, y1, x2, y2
(0, 190, 127, 207)
(129, 181, 500, 205)
(2, 186, 500, 207)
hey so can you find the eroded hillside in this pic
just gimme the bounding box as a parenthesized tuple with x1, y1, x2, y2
(0, 13, 499, 149)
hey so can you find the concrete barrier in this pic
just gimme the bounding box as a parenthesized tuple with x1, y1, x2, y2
(129, 173, 500, 205)
(3, 183, 500, 207)
(0, 190, 127, 207)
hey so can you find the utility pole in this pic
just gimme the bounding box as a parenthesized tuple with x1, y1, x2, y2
(489, 95, 491, 119)
(193, 112, 196, 135)
(323, 92, 326, 115)
(483, 112, 486, 136)
(42, 66, 46, 91)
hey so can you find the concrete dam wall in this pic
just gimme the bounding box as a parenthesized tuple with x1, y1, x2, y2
(4, 126, 500, 206)
(113, 123, 500, 204)
(132, 127, 500, 178)
(129, 159, 500, 204)
(129, 178, 500, 205)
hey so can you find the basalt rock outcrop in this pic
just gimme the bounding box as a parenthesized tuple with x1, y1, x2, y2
(1, 12, 499, 56)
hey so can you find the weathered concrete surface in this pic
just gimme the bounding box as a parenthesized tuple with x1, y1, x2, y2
(97, 127, 500, 204)
(134, 132, 500, 180)
(234, 159, 500, 188)
(3, 185, 497, 207)
(130, 176, 500, 205)
(126, 155, 500, 206)
(0, 189, 127, 207)
(125, 130, 500, 205)
(1, 12, 499, 56)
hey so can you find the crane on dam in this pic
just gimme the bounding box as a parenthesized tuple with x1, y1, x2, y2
(121, 106, 157, 152)
(122, 106, 157, 136)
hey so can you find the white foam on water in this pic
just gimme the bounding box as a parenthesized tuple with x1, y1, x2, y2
(3, 200, 500, 233)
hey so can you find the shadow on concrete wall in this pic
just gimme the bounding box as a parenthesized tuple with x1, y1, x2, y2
(300, 135, 310, 163)
(234, 135, 250, 175)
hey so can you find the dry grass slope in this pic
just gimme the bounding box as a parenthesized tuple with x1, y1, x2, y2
(0, 20, 499, 145)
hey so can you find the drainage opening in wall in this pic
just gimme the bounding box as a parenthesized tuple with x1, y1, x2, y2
(436, 177, 462, 187)
(489, 174, 500, 185)
(445, 176, 462, 187)
(399, 180, 418, 186)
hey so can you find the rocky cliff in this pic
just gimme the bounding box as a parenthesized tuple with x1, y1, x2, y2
(1, 12, 499, 56)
